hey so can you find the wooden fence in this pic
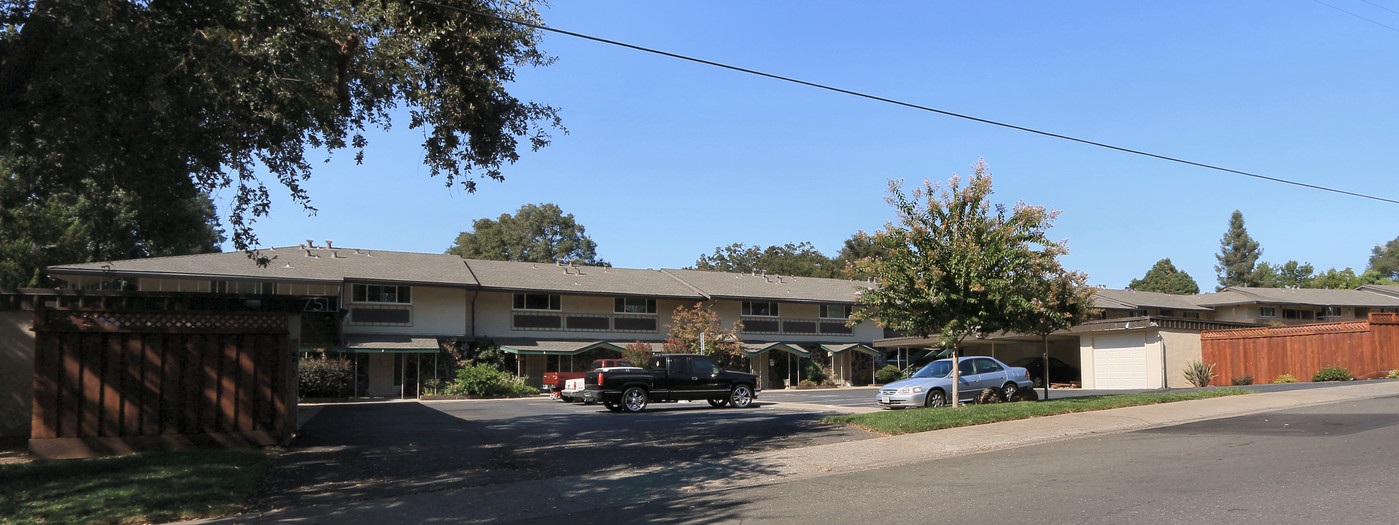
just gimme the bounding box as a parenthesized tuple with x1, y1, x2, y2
(30, 307, 296, 458)
(1201, 313, 1399, 386)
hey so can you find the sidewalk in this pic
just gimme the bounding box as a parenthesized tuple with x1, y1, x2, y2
(198, 380, 1399, 524)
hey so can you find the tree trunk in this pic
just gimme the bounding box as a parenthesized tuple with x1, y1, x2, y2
(949, 344, 960, 407)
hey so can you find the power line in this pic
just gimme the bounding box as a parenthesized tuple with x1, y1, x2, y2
(413, 0, 1399, 206)
(1313, 0, 1399, 33)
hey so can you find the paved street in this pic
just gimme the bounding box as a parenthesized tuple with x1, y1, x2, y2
(549, 393, 1399, 524)
(206, 381, 1399, 524)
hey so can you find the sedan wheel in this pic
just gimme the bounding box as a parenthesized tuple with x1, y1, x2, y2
(1002, 382, 1019, 401)
(729, 384, 754, 408)
(924, 389, 947, 408)
(622, 386, 648, 413)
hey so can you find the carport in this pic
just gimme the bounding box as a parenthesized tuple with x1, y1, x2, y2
(495, 339, 629, 389)
(743, 342, 810, 389)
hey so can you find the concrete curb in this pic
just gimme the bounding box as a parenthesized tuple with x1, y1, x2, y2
(199, 381, 1399, 524)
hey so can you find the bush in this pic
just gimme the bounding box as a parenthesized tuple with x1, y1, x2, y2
(1273, 374, 1298, 384)
(445, 364, 539, 397)
(875, 364, 902, 384)
(1182, 360, 1215, 387)
(298, 355, 354, 398)
(1386, 370, 1399, 379)
(798, 379, 818, 387)
(1231, 375, 1253, 386)
(1312, 366, 1352, 382)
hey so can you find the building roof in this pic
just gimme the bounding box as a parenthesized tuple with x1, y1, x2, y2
(46, 246, 480, 287)
(1358, 284, 1399, 298)
(659, 268, 872, 304)
(463, 259, 705, 299)
(1192, 286, 1399, 308)
(1092, 289, 1212, 312)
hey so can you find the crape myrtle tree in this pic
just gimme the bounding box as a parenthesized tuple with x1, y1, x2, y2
(663, 302, 745, 370)
(1, 0, 562, 263)
(852, 160, 1082, 407)
(447, 203, 605, 265)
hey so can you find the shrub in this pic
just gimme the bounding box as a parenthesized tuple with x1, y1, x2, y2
(445, 364, 540, 397)
(798, 379, 818, 387)
(973, 387, 1005, 404)
(875, 364, 902, 384)
(1231, 375, 1253, 386)
(422, 378, 444, 396)
(1182, 360, 1215, 387)
(1273, 374, 1298, 384)
(298, 355, 354, 398)
(1386, 370, 1399, 379)
(1312, 366, 1352, 382)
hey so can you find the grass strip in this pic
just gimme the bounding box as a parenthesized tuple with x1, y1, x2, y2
(0, 449, 278, 525)
(824, 388, 1253, 436)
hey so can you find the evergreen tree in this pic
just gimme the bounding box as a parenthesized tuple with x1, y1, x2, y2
(1214, 210, 1263, 290)
(1128, 258, 1200, 295)
(1369, 236, 1399, 281)
(447, 203, 604, 265)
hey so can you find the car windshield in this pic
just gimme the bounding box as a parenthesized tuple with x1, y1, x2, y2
(911, 360, 953, 379)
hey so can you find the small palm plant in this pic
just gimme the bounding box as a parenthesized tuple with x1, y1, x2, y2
(1183, 360, 1216, 388)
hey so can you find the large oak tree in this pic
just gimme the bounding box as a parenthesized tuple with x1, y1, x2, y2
(1, 0, 561, 267)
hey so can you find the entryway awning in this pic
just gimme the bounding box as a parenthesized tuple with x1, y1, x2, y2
(495, 339, 627, 356)
(821, 343, 880, 356)
(742, 342, 810, 358)
(300, 335, 442, 353)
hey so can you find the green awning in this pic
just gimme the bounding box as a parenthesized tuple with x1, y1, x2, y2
(496, 339, 627, 356)
(301, 335, 443, 354)
(741, 342, 810, 358)
(820, 343, 879, 356)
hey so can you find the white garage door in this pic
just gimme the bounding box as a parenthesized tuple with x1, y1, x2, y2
(1093, 334, 1149, 389)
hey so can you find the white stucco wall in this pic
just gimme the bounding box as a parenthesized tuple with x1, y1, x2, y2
(344, 285, 468, 337)
(1160, 329, 1203, 388)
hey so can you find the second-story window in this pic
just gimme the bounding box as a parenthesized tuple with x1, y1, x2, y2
(820, 304, 852, 319)
(352, 284, 411, 304)
(514, 293, 561, 311)
(742, 301, 779, 316)
(614, 297, 657, 314)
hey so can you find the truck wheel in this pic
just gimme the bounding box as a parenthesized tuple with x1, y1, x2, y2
(604, 400, 621, 412)
(728, 384, 754, 408)
(621, 386, 648, 413)
(707, 398, 729, 408)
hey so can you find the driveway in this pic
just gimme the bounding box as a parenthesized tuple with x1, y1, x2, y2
(252, 395, 878, 512)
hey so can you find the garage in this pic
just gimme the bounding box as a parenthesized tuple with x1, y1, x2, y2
(1090, 333, 1150, 389)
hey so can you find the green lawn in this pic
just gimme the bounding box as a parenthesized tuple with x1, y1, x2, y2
(824, 388, 1254, 435)
(0, 449, 278, 525)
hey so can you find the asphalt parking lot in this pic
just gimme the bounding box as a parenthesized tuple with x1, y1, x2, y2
(253, 390, 881, 513)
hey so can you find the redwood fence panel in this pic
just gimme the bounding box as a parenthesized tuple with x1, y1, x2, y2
(29, 308, 295, 458)
(1201, 313, 1399, 386)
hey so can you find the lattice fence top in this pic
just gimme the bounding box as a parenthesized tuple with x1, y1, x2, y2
(1202, 320, 1369, 340)
(1372, 312, 1399, 325)
(41, 309, 288, 332)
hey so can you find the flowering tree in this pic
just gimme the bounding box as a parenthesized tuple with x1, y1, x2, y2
(852, 160, 1085, 406)
(664, 302, 745, 369)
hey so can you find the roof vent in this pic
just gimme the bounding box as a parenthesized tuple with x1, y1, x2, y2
(325, 240, 334, 249)
(306, 239, 315, 247)
(332, 250, 344, 259)
(283, 263, 294, 269)
(777, 276, 784, 284)
(305, 250, 319, 258)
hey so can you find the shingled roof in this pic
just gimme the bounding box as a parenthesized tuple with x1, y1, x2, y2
(46, 247, 479, 287)
(462, 259, 704, 299)
(659, 268, 873, 304)
(1192, 286, 1399, 308)
(1092, 289, 1213, 312)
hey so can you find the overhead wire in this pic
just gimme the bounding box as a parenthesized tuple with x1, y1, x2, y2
(1313, 0, 1399, 33)
(412, 0, 1399, 206)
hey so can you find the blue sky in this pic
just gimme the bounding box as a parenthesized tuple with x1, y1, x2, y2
(217, 1, 1399, 290)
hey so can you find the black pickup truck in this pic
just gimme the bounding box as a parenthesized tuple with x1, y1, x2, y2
(582, 354, 760, 413)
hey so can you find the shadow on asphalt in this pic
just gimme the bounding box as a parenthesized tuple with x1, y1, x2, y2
(253, 400, 872, 513)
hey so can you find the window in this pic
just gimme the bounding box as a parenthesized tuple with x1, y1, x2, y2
(974, 359, 1003, 374)
(1320, 307, 1343, 318)
(820, 304, 852, 319)
(742, 301, 779, 317)
(352, 284, 411, 304)
(1183, 312, 1201, 319)
(1282, 309, 1313, 320)
(1259, 307, 1277, 318)
(1157, 310, 1174, 318)
(614, 297, 657, 314)
(691, 358, 718, 377)
(1129, 309, 1147, 317)
(514, 293, 561, 310)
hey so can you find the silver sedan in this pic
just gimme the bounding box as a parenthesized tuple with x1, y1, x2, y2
(876, 356, 1033, 408)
